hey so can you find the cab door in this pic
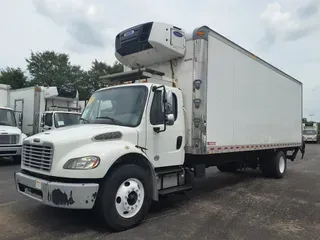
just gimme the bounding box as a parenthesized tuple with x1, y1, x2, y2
(145, 87, 185, 168)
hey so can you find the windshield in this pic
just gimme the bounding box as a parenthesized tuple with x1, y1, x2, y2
(0, 109, 17, 127)
(54, 112, 81, 128)
(303, 129, 317, 135)
(80, 85, 148, 127)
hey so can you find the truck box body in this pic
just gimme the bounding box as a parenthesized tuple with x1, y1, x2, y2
(9, 86, 43, 136)
(131, 25, 303, 155)
(200, 28, 302, 153)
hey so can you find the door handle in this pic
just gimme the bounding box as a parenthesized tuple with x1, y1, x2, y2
(176, 136, 183, 150)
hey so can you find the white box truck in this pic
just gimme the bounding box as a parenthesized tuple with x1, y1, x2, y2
(302, 122, 318, 143)
(9, 86, 81, 136)
(0, 84, 27, 162)
(14, 22, 305, 231)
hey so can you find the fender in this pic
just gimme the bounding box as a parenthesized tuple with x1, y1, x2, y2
(51, 140, 159, 200)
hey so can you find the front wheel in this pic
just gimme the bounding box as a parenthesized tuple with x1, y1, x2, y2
(96, 164, 152, 231)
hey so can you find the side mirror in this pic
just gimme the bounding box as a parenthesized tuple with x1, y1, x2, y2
(166, 113, 175, 126)
(40, 122, 44, 127)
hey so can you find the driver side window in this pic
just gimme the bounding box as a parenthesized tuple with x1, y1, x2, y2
(150, 90, 177, 125)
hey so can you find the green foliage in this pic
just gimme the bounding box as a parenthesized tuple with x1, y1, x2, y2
(26, 51, 72, 86)
(23, 50, 124, 100)
(0, 67, 27, 89)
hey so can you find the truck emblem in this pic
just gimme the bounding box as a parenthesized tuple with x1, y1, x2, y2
(173, 31, 183, 38)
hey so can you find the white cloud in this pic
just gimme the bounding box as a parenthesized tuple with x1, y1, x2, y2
(0, 0, 319, 120)
(259, 1, 320, 47)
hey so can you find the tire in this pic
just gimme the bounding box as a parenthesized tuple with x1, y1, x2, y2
(12, 155, 21, 164)
(217, 162, 239, 172)
(96, 164, 152, 231)
(260, 151, 287, 179)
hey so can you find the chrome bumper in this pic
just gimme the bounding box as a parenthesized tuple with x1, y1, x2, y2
(0, 145, 22, 157)
(14, 172, 99, 209)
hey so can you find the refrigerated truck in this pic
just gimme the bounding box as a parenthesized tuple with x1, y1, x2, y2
(14, 22, 305, 231)
(0, 84, 27, 162)
(9, 86, 81, 136)
(302, 122, 318, 143)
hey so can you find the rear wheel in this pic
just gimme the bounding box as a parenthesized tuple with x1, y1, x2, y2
(96, 164, 152, 231)
(260, 151, 287, 179)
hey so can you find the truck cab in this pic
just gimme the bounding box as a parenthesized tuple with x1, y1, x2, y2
(0, 107, 27, 162)
(40, 111, 81, 132)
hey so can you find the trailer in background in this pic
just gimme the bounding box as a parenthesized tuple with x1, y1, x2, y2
(9, 86, 81, 136)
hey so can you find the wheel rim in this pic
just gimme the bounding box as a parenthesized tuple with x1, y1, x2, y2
(279, 156, 285, 173)
(115, 178, 145, 218)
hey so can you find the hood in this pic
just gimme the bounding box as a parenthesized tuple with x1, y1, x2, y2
(25, 124, 138, 145)
(0, 125, 21, 135)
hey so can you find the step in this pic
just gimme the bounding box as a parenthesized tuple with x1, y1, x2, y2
(159, 185, 192, 195)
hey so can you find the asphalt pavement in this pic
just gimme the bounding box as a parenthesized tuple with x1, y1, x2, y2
(0, 144, 319, 240)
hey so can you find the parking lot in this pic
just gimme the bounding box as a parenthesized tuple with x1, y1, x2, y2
(0, 144, 319, 240)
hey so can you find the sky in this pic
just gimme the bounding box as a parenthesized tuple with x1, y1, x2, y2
(0, 0, 319, 120)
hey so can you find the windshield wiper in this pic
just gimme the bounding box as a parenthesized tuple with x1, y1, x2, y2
(80, 117, 90, 123)
(96, 116, 121, 124)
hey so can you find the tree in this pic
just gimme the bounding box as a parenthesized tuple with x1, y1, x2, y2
(68, 65, 91, 100)
(0, 67, 27, 89)
(26, 51, 72, 86)
(86, 60, 124, 97)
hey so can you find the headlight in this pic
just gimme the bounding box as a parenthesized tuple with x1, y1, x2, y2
(63, 156, 100, 170)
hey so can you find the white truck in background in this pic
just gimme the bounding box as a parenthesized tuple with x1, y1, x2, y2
(9, 85, 81, 136)
(14, 22, 305, 231)
(302, 122, 318, 143)
(0, 84, 27, 163)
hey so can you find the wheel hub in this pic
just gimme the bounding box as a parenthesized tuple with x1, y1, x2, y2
(127, 191, 138, 205)
(279, 156, 285, 173)
(115, 178, 145, 218)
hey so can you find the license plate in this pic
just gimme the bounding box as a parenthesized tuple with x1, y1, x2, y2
(35, 180, 42, 190)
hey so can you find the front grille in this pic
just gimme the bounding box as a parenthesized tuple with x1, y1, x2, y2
(0, 134, 19, 145)
(22, 144, 53, 171)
